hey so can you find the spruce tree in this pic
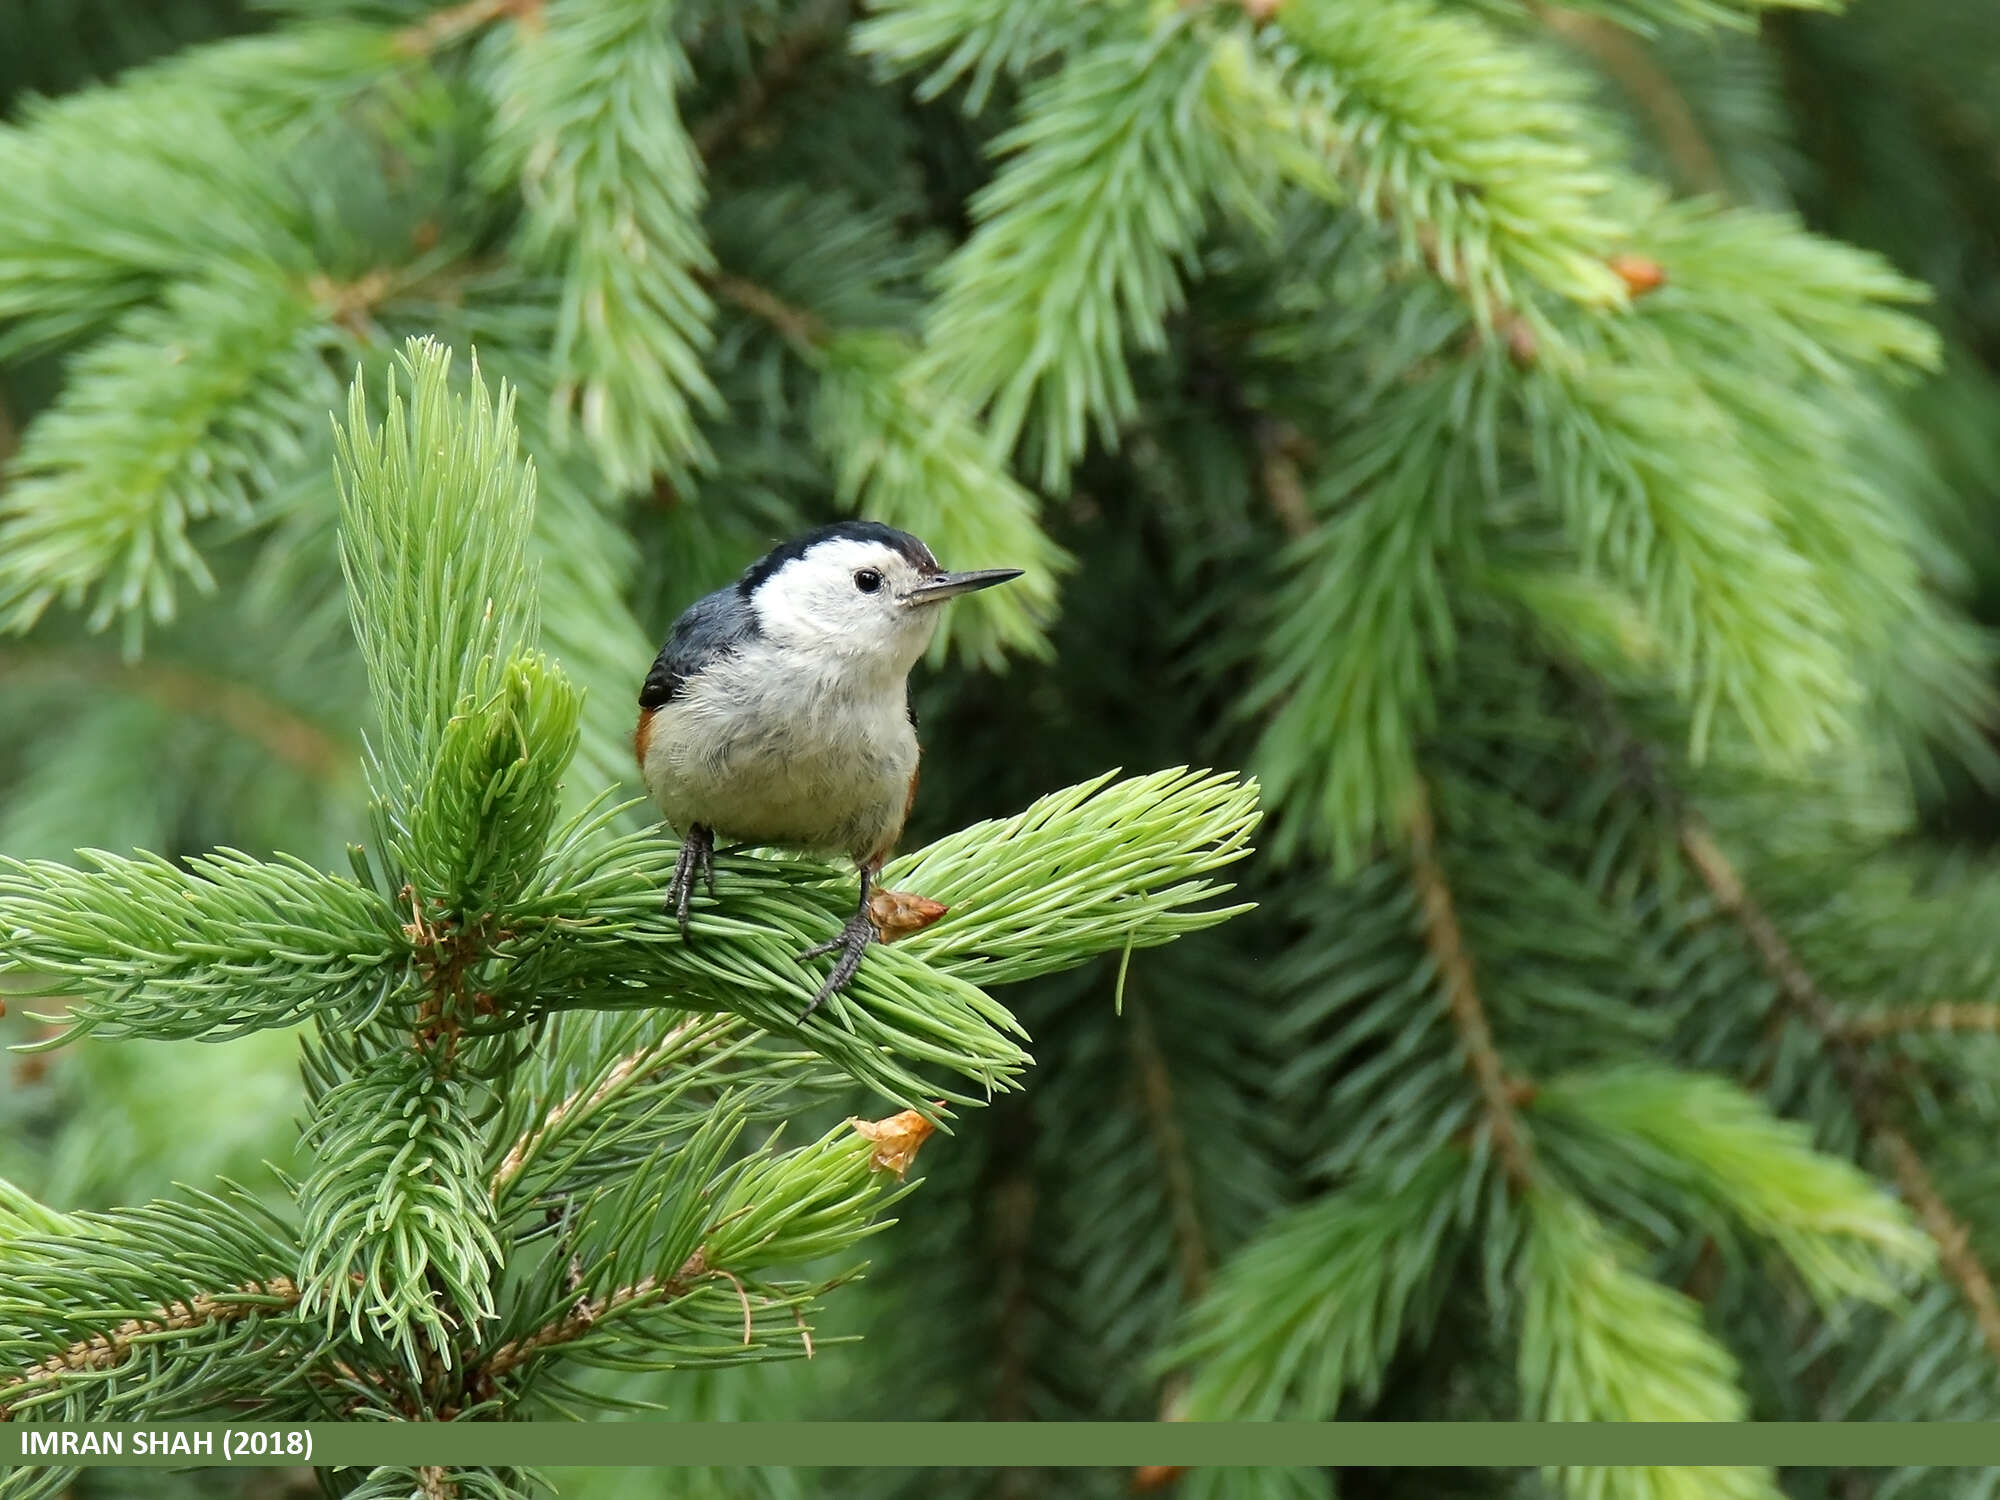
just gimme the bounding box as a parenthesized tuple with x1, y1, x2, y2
(0, 335, 1256, 1486)
(3, 3, 2000, 1500)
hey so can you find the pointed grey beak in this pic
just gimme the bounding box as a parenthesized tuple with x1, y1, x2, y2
(900, 568, 1024, 606)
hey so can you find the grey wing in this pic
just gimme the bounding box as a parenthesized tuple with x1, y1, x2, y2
(640, 588, 754, 709)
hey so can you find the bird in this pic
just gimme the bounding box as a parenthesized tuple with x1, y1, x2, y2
(634, 520, 1023, 1019)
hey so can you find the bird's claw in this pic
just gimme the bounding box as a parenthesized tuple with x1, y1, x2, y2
(795, 913, 878, 1021)
(665, 826, 715, 941)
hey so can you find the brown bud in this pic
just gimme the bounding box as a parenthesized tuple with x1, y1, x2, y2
(1503, 316, 1539, 367)
(1609, 253, 1667, 297)
(867, 886, 949, 943)
(850, 1108, 938, 1178)
(1133, 1467, 1189, 1492)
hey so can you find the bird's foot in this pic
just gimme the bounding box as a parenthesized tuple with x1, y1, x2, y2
(665, 825, 716, 941)
(795, 913, 879, 1021)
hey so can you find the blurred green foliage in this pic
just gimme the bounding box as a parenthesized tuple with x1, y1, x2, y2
(6, 1, 2000, 1498)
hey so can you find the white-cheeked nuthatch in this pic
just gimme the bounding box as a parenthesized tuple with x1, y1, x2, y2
(635, 521, 1022, 1017)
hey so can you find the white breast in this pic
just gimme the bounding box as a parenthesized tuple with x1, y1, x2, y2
(640, 641, 918, 864)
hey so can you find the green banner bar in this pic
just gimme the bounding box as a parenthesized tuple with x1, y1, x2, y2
(7, 1423, 2000, 1469)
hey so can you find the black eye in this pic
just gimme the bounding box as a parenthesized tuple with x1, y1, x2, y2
(853, 568, 883, 594)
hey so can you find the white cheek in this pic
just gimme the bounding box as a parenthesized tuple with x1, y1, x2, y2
(756, 575, 914, 661)
(755, 578, 844, 649)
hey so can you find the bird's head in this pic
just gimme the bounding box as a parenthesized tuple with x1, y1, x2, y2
(739, 521, 1022, 672)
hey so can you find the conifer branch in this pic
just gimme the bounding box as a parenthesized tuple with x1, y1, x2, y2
(490, 1014, 728, 1195)
(0, 646, 353, 782)
(482, 1112, 931, 1387)
(853, 0, 1101, 114)
(1675, 814, 2000, 1360)
(394, 0, 544, 59)
(0, 1278, 301, 1421)
(1191, 341, 1317, 542)
(0, 848, 403, 1045)
(295, 1034, 506, 1370)
(1535, 1066, 1929, 1308)
(1256, 0, 1628, 317)
(1519, 1184, 1781, 1500)
(708, 272, 828, 350)
(984, 1153, 1038, 1423)
(1831, 1003, 2000, 1040)
(0, 1175, 81, 1240)
(693, 0, 851, 165)
(1253, 419, 1317, 543)
(914, 13, 1245, 487)
(0, 273, 344, 635)
(1571, 677, 2000, 1354)
(887, 767, 1259, 985)
(481, 0, 719, 489)
(480, 1254, 701, 1383)
(1534, 6, 1728, 194)
(1409, 782, 1536, 1190)
(1126, 992, 1212, 1302)
(1125, 987, 1212, 1454)
(1169, 1153, 1468, 1419)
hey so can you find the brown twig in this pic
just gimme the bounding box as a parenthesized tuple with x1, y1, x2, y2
(0, 1278, 301, 1420)
(1533, 6, 1728, 196)
(1185, 343, 1317, 542)
(393, 0, 542, 58)
(1409, 783, 1537, 1190)
(706, 272, 828, 349)
(693, 0, 852, 165)
(480, 1235, 778, 1385)
(1676, 815, 2000, 1359)
(1253, 419, 1317, 542)
(1879, 1127, 2000, 1349)
(1126, 991, 1212, 1302)
(1832, 1003, 2000, 1041)
(1124, 989, 1213, 1488)
(1201, 350, 1539, 1191)
(306, 271, 397, 339)
(399, 884, 497, 1060)
(0, 648, 352, 782)
(491, 1016, 719, 1194)
(1569, 673, 2000, 1357)
(482, 1262, 678, 1383)
(985, 1156, 1039, 1425)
